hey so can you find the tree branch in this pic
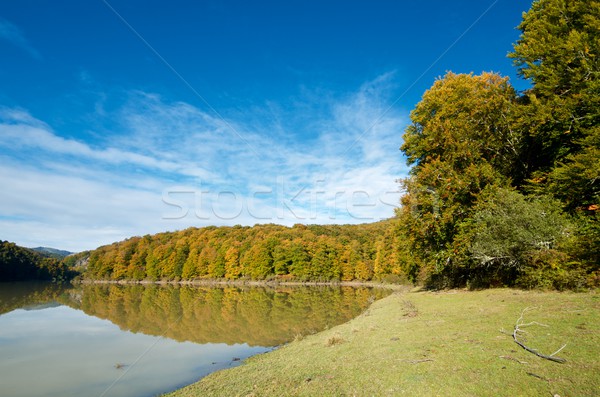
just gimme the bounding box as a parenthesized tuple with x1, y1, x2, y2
(512, 307, 567, 363)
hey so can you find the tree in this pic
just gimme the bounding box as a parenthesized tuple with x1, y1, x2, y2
(402, 72, 520, 180)
(0, 241, 75, 282)
(208, 244, 226, 278)
(309, 237, 341, 281)
(398, 72, 517, 285)
(241, 240, 274, 280)
(224, 245, 242, 280)
(510, 0, 600, 207)
(272, 243, 292, 276)
(546, 132, 600, 212)
(510, 0, 599, 278)
(198, 245, 216, 277)
(288, 241, 311, 280)
(339, 245, 355, 281)
(75, 221, 407, 283)
(181, 247, 200, 279)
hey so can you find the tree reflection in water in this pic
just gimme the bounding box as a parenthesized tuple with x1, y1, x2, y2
(62, 284, 390, 346)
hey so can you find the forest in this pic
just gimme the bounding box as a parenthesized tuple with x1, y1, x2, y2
(0, 241, 76, 282)
(3, 0, 597, 289)
(71, 221, 405, 283)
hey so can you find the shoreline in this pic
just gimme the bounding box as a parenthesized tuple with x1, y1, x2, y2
(76, 278, 410, 291)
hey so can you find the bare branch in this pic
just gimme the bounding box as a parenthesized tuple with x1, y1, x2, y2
(499, 355, 527, 364)
(403, 359, 434, 364)
(550, 343, 567, 357)
(526, 372, 549, 381)
(512, 308, 567, 364)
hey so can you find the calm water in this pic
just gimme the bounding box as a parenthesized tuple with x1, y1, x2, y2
(0, 282, 389, 397)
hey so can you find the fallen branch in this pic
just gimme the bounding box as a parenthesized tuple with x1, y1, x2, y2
(499, 355, 527, 364)
(526, 372, 549, 382)
(403, 359, 434, 364)
(513, 307, 567, 364)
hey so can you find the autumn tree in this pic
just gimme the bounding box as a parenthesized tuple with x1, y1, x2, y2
(241, 239, 274, 280)
(181, 247, 200, 279)
(128, 236, 149, 280)
(310, 237, 341, 281)
(287, 241, 311, 280)
(398, 72, 517, 285)
(77, 222, 399, 283)
(224, 244, 242, 279)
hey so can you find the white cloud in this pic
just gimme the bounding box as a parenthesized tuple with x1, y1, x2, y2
(0, 107, 215, 179)
(0, 75, 409, 251)
(0, 18, 41, 59)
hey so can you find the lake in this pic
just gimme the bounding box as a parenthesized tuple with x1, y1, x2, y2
(0, 282, 390, 397)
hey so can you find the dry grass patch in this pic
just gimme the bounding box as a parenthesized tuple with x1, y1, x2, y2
(325, 334, 345, 346)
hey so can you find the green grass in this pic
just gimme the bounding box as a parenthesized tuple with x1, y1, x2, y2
(166, 289, 600, 396)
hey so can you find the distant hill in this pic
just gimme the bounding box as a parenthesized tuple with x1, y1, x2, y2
(31, 247, 73, 259)
(0, 240, 77, 282)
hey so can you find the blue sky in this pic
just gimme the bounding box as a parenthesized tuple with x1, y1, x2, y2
(0, 0, 532, 252)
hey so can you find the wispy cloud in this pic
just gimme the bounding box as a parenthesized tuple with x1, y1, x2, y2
(0, 107, 215, 180)
(0, 75, 409, 251)
(0, 18, 41, 59)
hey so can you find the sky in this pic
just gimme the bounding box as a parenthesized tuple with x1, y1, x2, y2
(0, 0, 532, 252)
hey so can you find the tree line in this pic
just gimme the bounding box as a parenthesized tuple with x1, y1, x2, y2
(74, 222, 406, 282)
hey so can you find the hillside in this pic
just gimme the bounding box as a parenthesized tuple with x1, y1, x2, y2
(75, 221, 405, 283)
(0, 241, 77, 282)
(31, 247, 73, 259)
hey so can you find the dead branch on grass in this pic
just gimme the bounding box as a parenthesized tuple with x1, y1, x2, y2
(526, 372, 549, 382)
(403, 359, 433, 364)
(499, 355, 527, 364)
(513, 307, 567, 364)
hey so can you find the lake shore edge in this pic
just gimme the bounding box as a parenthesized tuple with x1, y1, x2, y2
(76, 278, 411, 291)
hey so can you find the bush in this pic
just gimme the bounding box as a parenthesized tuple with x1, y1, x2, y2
(515, 249, 589, 290)
(457, 187, 574, 287)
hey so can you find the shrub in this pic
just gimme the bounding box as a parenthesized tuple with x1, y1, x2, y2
(457, 187, 573, 287)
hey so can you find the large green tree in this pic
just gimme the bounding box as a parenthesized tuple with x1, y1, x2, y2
(510, 0, 599, 209)
(403, 72, 520, 178)
(398, 72, 518, 285)
(511, 0, 599, 271)
(454, 187, 574, 288)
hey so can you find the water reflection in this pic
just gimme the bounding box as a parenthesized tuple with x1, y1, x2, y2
(0, 282, 71, 315)
(66, 284, 390, 346)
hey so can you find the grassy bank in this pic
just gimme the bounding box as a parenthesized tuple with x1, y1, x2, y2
(166, 289, 599, 397)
